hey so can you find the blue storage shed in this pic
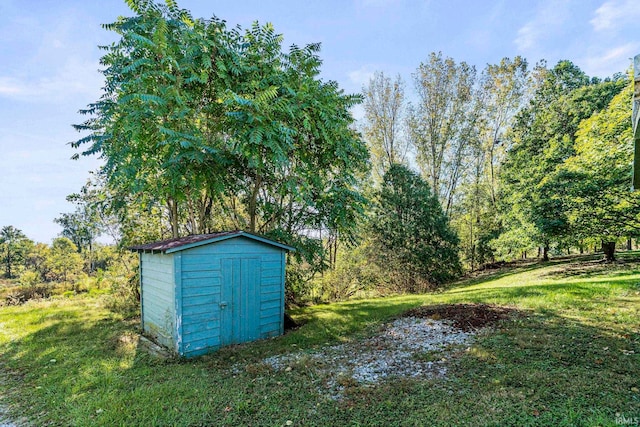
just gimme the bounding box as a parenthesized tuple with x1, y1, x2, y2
(131, 231, 294, 357)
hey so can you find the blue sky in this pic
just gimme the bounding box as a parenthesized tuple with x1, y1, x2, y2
(1, 0, 638, 243)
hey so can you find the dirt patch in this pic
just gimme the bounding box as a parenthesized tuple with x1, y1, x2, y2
(404, 303, 519, 331)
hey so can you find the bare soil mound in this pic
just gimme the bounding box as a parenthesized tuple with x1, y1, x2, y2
(404, 303, 518, 331)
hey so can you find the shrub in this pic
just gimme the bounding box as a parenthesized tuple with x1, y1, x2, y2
(101, 253, 139, 317)
(315, 243, 384, 301)
(4, 284, 52, 305)
(369, 164, 462, 292)
(18, 270, 41, 287)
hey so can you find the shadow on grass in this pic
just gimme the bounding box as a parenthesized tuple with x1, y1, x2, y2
(1, 260, 639, 426)
(0, 307, 638, 427)
(444, 255, 587, 291)
(540, 254, 640, 281)
(442, 274, 640, 310)
(286, 296, 427, 346)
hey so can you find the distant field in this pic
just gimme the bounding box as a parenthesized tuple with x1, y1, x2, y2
(1, 254, 639, 426)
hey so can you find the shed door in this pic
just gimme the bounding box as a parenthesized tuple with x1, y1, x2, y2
(220, 258, 260, 346)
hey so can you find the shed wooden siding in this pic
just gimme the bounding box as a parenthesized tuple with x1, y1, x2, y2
(178, 238, 285, 357)
(140, 252, 175, 349)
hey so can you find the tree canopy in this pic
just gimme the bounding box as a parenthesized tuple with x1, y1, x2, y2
(499, 61, 627, 260)
(72, 0, 368, 275)
(369, 164, 461, 291)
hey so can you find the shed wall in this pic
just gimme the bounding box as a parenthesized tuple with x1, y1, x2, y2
(140, 252, 175, 349)
(179, 237, 285, 357)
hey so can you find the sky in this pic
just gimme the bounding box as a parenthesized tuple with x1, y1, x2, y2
(1, 0, 639, 244)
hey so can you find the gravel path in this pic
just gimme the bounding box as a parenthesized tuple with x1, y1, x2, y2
(262, 317, 476, 399)
(0, 405, 16, 427)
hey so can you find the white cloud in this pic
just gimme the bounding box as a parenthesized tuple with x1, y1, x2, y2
(348, 65, 376, 88)
(0, 58, 102, 103)
(591, 0, 640, 32)
(355, 0, 402, 8)
(514, 0, 571, 53)
(0, 78, 22, 95)
(514, 23, 537, 52)
(581, 42, 639, 76)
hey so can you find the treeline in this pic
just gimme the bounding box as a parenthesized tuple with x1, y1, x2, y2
(69, 1, 640, 301)
(0, 225, 136, 307)
(4, 1, 637, 307)
(361, 55, 635, 272)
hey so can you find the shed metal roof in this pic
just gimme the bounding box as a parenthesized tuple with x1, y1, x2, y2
(130, 231, 296, 254)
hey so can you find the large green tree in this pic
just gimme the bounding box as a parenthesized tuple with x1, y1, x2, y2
(561, 83, 638, 260)
(369, 164, 461, 291)
(453, 57, 530, 269)
(499, 61, 626, 260)
(54, 187, 103, 255)
(47, 238, 84, 283)
(72, 1, 368, 273)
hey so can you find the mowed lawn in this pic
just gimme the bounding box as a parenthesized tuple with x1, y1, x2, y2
(0, 254, 639, 426)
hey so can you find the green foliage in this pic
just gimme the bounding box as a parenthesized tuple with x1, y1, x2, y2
(314, 242, 385, 302)
(46, 238, 84, 283)
(0, 226, 32, 278)
(489, 222, 537, 260)
(5, 239, 136, 312)
(102, 255, 140, 317)
(23, 243, 50, 284)
(72, 1, 368, 291)
(369, 164, 461, 291)
(452, 185, 504, 268)
(18, 270, 41, 288)
(55, 184, 104, 257)
(498, 61, 627, 260)
(562, 83, 639, 244)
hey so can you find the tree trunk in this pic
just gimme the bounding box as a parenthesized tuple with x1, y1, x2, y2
(168, 198, 179, 238)
(5, 249, 11, 279)
(537, 247, 541, 258)
(542, 245, 549, 262)
(627, 238, 632, 251)
(89, 241, 94, 273)
(469, 218, 475, 272)
(602, 241, 616, 262)
(489, 141, 497, 207)
(248, 176, 262, 233)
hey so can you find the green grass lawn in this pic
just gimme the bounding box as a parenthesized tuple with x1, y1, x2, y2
(1, 254, 639, 426)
